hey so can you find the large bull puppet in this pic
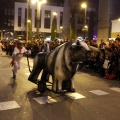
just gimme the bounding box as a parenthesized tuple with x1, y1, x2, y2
(28, 41, 90, 92)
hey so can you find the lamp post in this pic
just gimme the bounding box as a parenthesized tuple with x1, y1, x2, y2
(53, 11, 57, 39)
(26, 0, 29, 41)
(26, 0, 46, 40)
(36, 0, 46, 35)
(60, 26, 63, 38)
(26, 0, 33, 41)
(81, 2, 87, 39)
(81, 2, 87, 24)
(84, 25, 88, 39)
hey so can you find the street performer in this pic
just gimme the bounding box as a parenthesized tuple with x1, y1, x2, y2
(10, 40, 31, 80)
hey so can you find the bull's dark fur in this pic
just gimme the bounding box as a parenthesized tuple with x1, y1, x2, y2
(28, 42, 90, 92)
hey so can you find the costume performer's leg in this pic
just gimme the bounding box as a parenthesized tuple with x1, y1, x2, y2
(13, 61, 18, 76)
(41, 69, 50, 82)
(28, 53, 47, 83)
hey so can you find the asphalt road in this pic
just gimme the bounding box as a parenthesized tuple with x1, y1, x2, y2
(0, 52, 120, 120)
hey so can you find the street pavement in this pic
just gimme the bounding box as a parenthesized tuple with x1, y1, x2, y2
(0, 52, 120, 120)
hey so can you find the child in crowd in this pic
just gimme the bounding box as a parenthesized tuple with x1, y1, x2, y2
(103, 55, 110, 78)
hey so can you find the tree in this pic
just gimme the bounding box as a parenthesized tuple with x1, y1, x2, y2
(51, 15, 57, 41)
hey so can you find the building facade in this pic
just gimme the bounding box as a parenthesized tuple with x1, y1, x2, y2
(0, 0, 99, 40)
(98, 0, 120, 43)
(14, 2, 63, 39)
(0, 0, 64, 40)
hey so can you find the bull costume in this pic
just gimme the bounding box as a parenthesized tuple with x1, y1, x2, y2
(10, 41, 30, 80)
(28, 41, 90, 93)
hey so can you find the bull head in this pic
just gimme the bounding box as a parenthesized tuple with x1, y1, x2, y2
(70, 41, 91, 62)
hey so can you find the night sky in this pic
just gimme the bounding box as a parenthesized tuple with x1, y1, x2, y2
(89, 0, 99, 3)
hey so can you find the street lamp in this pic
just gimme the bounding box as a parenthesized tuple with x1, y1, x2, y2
(26, 0, 46, 40)
(60, 26, 63, 38)
(81, 2, 87, 24)
(53, 11, 57, 39)
(26, 0, 46, 41)
(27, 19, 31, 23)
(81, 2, 87, 39)
(26, 0, 29, 41)
(84, 25, 88, 29)
(53, 11, 57, 16)
(36, 0, 46, 34)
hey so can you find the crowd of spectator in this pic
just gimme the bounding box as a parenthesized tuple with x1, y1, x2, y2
(1, 36, 120, 81)
(85, 36, 120, 81)
(1, 39, 70, 57)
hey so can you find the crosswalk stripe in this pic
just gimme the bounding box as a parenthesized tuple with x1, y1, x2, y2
(33, 93, 86, 105)
(110, 87, 120, 92)
(34, 96, 57, 104)
(0, 101, 20, 111)
(0, 88, 120, 108)
(65, 92, 86, 99)
(89, 90, 109, 95)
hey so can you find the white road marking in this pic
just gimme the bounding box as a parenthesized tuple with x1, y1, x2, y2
(65, 92, 86, 99)
(34, 96, 57, 104)
(110, 87, 120, 92)
(89, 90, 109, 95)
(0, 101, 20, 111)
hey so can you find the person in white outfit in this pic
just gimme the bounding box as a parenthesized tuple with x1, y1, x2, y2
(10, 41, 30, 79)
(0, 41, 4, 55)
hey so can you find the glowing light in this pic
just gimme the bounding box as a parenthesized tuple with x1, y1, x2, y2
(60, 26, 63, 29)
(84, 25, 88, 28)
(53, 11, 57, 16)
(27, 20, 31, 23)
(81, 3, 87, 8)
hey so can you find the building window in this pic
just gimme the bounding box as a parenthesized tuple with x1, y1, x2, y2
(25, 8, 27, 26)
(60, 12, 63, 26)
(8, 19, 14, 26)
(4, 19, 7, 25)
(8, 8, 12, 15)
(8, 19, 11, 26)
(12, 9, 14, 16)
(5, 8, 7, 15)
(18, 8, 22, 27)
(11, 20, 14, 26)
(44, 10, 51, 29)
